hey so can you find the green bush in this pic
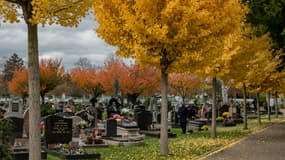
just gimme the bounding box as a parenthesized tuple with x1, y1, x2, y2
(0, 144, 12, 160)
(40, 104, 56, 117)
(0, 119, 12, 160)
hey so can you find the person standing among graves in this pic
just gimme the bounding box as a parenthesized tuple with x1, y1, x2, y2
(178, 103, 188, 134)
(107, 98, 120, 117)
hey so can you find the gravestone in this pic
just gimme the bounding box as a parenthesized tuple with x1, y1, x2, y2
(45, 115, 72, 145)
(106, 119, 117, 137)
(76, 110, 91, 122)
(23, 108, 29, 137)
(71, 116, 83, 137)
(71, 116, 84, 129)
(136, 111, 152, 131)
(6, 117, 24, 144)
(4, 100, 23, 119)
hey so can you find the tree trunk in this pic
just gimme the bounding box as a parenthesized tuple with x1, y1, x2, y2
(160, 69, 169, 155)
(211, 77, 217, 139)
(27, 23, 41, 160)
(242, 83, 247, 130)
(256, 93, 261, 125)
(127, 93, 140, 105)
(274, 91, 278, 118)
(266, 92, 271, 121)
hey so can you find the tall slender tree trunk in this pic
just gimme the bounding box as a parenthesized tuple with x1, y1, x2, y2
(256, 93, 261, 125)
(160, 69, 169, 155)
(27, 23, 41, 160)
(211, 77, 217, 139)
(274, 91, 278, 118)
(242, 83, 247, 130)
(266, 92, 271, 121)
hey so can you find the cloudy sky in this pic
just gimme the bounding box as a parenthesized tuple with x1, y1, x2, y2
(0, 15, 117, 71)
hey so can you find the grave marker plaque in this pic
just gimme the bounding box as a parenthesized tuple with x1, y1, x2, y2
(12, 103, 19, 112)
(137, 111, 152, 131)
(45, 115, 72, 144)
(106, 119, 117, 137)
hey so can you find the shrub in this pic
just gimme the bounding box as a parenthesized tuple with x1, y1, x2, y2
(216, 116, 224, 122)
(40, 104, 56, 117)
(0, 119, 12, 160)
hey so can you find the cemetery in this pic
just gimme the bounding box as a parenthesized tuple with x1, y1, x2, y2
(1, 93, 284, 160)
(1, 1, 285, 160)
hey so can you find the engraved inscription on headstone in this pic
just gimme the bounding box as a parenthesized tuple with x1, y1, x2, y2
(45, 115, 72, 144)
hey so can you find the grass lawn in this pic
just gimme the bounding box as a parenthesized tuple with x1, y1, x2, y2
(48, 116, 284, 160)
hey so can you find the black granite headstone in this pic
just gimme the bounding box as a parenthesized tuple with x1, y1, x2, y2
(45, 115, 72, 144)
(137, 111, 152, 131)
(6, 117, 23, 144)
(106, 119, 117, 137)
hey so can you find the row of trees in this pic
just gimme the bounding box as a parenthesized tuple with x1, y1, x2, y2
(1, 0, 285, 158)
(4, 54, 203, 105)
(93, 0, 285, 155)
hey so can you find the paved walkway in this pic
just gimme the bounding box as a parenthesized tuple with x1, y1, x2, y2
(204, 121, 285, 160)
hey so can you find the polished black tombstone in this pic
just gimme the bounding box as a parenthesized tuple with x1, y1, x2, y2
(44, 115, 72, 145)
(106, 119, 117, 137)
(136, 111, 152, 131)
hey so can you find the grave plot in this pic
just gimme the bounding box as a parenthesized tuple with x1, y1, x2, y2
(44, 115, 101, 159)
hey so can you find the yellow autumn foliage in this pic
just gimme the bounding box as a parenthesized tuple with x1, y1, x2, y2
(93, 0, 246, 72)
(0, 0, 92, 26)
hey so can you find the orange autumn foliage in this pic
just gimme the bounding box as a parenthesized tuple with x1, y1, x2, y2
(39, 58, 64, 98)
(119, 63, 160, 97)
(70, 67, 104, 97)
(8, 68, 29, 98)
(169, 73, 201, 102)
(8, 58, 64, 101)
(99, 58, 126, 95)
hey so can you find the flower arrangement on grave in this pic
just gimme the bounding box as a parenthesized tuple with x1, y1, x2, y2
(109, 113, 137, 127)
(121, 108, 134, 118)
(77, 120, 89, 129)
(216, 116, 224, 122)
(222, 112, 229, 118)
(201, 125, 208, 131)
(58, 144, 87, 155)
(40, 121, 45, 137)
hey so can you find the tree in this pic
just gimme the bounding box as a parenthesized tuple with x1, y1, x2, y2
(94, 0, 245, 154)
(99, 58, 125, 96)
(224, 33, 281, 127)
(8, 58, 65, 104)
(119, 63, 160, 104)
(3, 53, 24, 82)
(48, 74, 86, 98)
(2, 53, 24, 95)
(8, 68, 29, 99)
(169, 73, 201, 103)
(74, 57, 93, 70)
(39, 58, 64, 104)
(70, 67, 104, 100)
(245, 0, 285, 50)
(0, 1, 92, 158)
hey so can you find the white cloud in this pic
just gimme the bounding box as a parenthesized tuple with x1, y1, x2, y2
(0, 15, 117, 71)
